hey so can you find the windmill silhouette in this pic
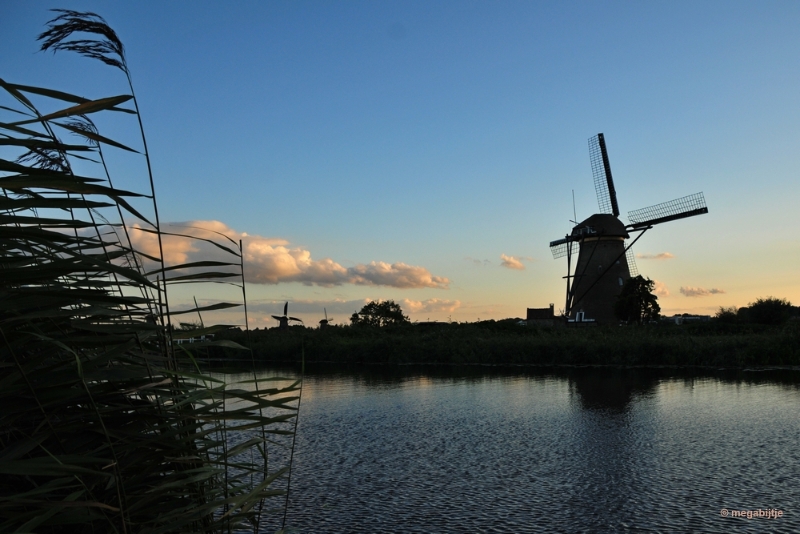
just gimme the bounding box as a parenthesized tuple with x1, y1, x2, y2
(549, 133, 709, 324)
(318, 308, 333, 329)
(272, 302, 303, 330)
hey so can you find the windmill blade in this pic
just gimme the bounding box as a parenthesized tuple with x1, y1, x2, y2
(283, 301, 288, 316)
(627, 192, 708, 229)
(588, 133, 620, 217)
(324, 308, 328, 321)
(271, 315, 283, 321)
(550, 238, 579, 259)
(626, 247, 639, 277)
(288, 316, 303, 323)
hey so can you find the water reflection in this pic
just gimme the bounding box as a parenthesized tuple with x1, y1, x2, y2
(249, 364, 800, 533)
(568, 367, 660, 411)
(562, 369, 661, 530)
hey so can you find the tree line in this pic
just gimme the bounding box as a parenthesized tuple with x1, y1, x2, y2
(615, 276, 796, 326)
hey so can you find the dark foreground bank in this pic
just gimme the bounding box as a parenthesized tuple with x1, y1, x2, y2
(203, 320, 800, 368)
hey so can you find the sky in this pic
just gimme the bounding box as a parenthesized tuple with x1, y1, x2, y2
(2, 1, 800, 327)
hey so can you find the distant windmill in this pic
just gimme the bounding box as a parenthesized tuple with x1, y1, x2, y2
(272, 302, 303, 330)
(549, 133, 709, 324)
(318, 308, 333, 329)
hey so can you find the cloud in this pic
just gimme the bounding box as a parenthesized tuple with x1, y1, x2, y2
(465, 257, 491, 266)
(500, 254, 531, 270)
(130, 221, 449, 289)
(343, 262, 449, 289)
(636, 252, 674, 260)
(402, 298, 462, 314)
(653, 280, 670, 297)
(680, 286, 725, 297)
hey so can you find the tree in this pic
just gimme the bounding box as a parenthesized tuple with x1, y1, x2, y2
(613, 275, 661, 325)
(714, 306, 738, 323)
(745, 297, 793, 325)
(350, 300, 410, 327)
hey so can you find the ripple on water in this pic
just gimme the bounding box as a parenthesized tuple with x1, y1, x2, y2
(265, 370, 800, 534)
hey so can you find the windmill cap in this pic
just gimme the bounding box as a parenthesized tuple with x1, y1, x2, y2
(571, 213, 629, 239)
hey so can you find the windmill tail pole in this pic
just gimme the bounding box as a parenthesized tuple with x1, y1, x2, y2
(567, 235, 603, 315)
(565, 239, 573, 318)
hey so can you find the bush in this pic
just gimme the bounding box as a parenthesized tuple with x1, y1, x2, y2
(746, 297, 793, 325)
(714, 306, 738, 323)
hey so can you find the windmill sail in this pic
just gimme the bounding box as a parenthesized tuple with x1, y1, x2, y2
(627, 192, 708, 229)
(549, 238, 579, 259)
(626, 247, 639, 276)
(588, 133, 620, 217)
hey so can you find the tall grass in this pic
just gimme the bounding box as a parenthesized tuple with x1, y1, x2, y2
(212, 320, 800, 368)
(1, 10, 298, 533)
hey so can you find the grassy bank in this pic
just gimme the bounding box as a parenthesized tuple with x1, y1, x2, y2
(211, 319, 800, 368)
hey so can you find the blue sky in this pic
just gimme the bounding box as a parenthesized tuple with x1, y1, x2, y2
(2, 1, 800, 326)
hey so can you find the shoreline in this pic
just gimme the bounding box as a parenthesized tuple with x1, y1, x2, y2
(201, 321, 800, 369)
(201, 357, 800, 371)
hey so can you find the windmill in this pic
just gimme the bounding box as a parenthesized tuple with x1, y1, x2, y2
(272, 301, 303, 330)
(318, 308, 333, 329)
(549, 133, 708, 324)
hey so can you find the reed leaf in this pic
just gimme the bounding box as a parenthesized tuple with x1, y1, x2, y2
(135, 226, 241, 257)
(11, 94, 134, 125)
(2, 80, 92, 104)
(146, 261, 241, 276)
(55, 120, 139, 153)
(0, 138, 93, 151)
(168, 302, 242, 317)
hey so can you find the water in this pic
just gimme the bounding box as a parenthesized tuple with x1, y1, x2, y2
(265, 366, 800, 533)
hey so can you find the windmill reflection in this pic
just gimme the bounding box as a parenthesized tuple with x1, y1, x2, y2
(561, 368, 661, 530)
(568, 367, 660, 411)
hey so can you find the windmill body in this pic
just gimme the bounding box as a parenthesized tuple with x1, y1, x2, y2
(568, 214, 631, 324)
(549, 133, 708, 325)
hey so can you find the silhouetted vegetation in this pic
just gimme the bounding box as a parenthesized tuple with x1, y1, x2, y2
(715, 298, 798, 327)
(1, 11, 297, 533)
(350, 299, 410, 327)
(614, 275, 661, 324)
(738, 297, 794, 325)
(209, 317, 800, 368)
(715, 306, 739, 323)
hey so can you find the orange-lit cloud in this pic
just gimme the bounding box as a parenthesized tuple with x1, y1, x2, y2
(500, 254, 531, 270)
(130, 221, 449, 289)
(342, 262, 449, 289)
(636, 252, 674, 260)
(653, 280, 670, 297)
(680, 286, 725, 297)
(128, 222, 211, 265)
(402, 298, 462, 314)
